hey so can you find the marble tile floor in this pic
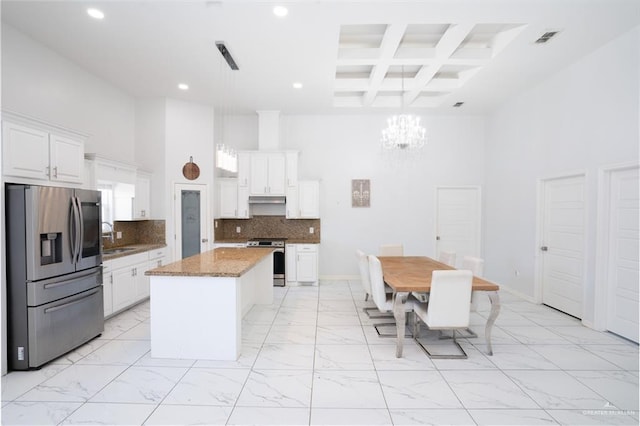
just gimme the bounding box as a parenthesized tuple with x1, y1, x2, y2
(2, 280, 638, 425)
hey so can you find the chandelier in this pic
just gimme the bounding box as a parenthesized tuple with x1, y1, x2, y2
(381, 66, 426, 150)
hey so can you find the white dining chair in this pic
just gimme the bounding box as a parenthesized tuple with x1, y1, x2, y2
(368, 254, 415, 337)
(459, 255, 485, 337)
(412, 249, 456, 303)
(379, 244, 404, 256)
(356, 249, 392, 318)
(412, 270, 473, 359)
(438, 250, 457, 267)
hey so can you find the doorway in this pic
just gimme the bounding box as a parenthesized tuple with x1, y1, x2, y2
(597, 164, 639, 342)
(537, 174, 586, 318)
(435, 186, 481, 266)
(174, 183, 210, 260)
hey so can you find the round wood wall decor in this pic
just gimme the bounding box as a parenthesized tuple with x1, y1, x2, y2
(182, 156, 200, 180)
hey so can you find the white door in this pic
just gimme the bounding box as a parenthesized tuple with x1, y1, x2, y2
(174, 183, 210, 260)
(606, 166, 639, 342)
(539, 175, 585, 318)
(435, 187, 481, 266)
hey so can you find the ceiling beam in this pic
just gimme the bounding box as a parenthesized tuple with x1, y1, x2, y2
(362, 24, 406, 107)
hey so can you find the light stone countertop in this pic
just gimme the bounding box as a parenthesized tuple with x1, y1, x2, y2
(103, 243, 167, 261)
(145, 247, 274, 278)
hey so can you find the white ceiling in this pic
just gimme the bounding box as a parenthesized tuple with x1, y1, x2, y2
(2, 0, 638, 115)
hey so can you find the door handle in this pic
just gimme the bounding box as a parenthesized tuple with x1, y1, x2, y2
(201, 238, 209, 243)
(540, 246, 548, 251)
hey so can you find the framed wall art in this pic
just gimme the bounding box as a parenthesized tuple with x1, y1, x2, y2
(352, 179, 370, 208)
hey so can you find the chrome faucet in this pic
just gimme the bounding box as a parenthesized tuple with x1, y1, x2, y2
(102, 221, 115, 243)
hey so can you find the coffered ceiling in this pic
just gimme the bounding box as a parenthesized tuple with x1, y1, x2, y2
(1, 1, 638, 115)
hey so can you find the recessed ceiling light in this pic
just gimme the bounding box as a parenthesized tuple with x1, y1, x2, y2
(273, 6, 288, 17)
(87, 8, 105, 20)
(178, 83, 189, 90)
(292, 82, 303, 89)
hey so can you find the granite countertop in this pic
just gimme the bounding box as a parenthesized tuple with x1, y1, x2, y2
(213, 238, 320, 244)
(146, 247, 274, 278)
(103, 243, 167, 261)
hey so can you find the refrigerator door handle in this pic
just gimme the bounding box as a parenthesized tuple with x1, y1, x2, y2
(69, 200, 78, 264)
(71, 196, 81, 264)
(75, 196, 84, 263)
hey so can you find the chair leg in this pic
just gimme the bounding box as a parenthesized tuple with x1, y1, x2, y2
(438, 327, 477, 339)
(414, 329, 468, 359)
(363, 306, 394, 318)
(373, 312, 413, 338)
(457, 327, 478, 338)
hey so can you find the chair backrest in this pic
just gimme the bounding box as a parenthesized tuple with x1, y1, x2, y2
(379, 244, 404, 256)
(438, 250, 456, 267)
(356, 249, 372, 295)
(461, 256, 484, 277)
(425, 270, 472, 329)
(367, 255, 388, 310)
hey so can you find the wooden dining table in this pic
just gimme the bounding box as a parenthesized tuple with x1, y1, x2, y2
(379, 256, 501, 358)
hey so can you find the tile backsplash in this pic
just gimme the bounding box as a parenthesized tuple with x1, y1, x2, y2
(215, 216, 320, 242)
(103, 220, 166, 249)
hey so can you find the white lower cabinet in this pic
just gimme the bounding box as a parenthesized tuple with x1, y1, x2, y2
(286, 244, 319, 286)
(103, 269, 114, 317)
(103, 247, 168, 318)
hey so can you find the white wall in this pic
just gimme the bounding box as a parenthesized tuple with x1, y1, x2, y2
(164, 99, 216, 259)
(484, 26, 639, 324)
(1, 24, 135, 162)
(276, 114, 486, 277)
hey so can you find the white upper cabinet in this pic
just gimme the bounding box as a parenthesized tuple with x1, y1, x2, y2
(2, 118, 84, 184)
(299, 180, 320, 218)
(286, 151, 298, 187)
(286, 186, 300, 218)
(237, 185, 250, 218)
(49, 134, 84, 183)
(217, 178, 250, 219)
(133, 171, 151, 219)
(217, 178, 239, 218)
(250, 153, 286, 195)
(237, 152, 251, 187)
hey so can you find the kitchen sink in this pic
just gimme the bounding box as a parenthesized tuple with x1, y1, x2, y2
(103, 247, 136, 255)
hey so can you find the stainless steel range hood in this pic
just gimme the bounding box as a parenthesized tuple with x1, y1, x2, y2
(248, 195, 286, 204)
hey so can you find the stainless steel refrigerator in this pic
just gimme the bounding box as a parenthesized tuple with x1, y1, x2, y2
(5, 184, 104, 370)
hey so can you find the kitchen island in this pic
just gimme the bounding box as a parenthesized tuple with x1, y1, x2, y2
(146, 247, 274, 360)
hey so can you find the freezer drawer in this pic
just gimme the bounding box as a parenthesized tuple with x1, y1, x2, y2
(26, 286, 104, 368)
(27, 267, 102, 306)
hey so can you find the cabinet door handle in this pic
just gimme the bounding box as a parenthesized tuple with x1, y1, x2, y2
(53, 166, 58, 178)
(46, 166, 50, 177)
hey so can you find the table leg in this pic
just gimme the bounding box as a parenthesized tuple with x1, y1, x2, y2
(485, 291, 501, 356)
(393, 291, 409, 358)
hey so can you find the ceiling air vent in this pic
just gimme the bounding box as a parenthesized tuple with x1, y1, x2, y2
(535, 31, 560, 44)
(216, 41, 239, 70)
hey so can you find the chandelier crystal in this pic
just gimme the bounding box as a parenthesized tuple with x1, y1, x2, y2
(381, 114, 426, 150)
(381, 65, 426, 150)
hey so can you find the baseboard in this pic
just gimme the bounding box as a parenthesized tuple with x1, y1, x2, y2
(319, 275, 360, 281)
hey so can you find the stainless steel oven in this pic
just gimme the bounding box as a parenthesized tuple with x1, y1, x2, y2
(246, 238, 286, 286)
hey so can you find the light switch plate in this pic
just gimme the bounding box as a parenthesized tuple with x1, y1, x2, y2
(116, 231, 123, 239)
(236, 226, 241, 233)
(309, 227, 314, 234)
